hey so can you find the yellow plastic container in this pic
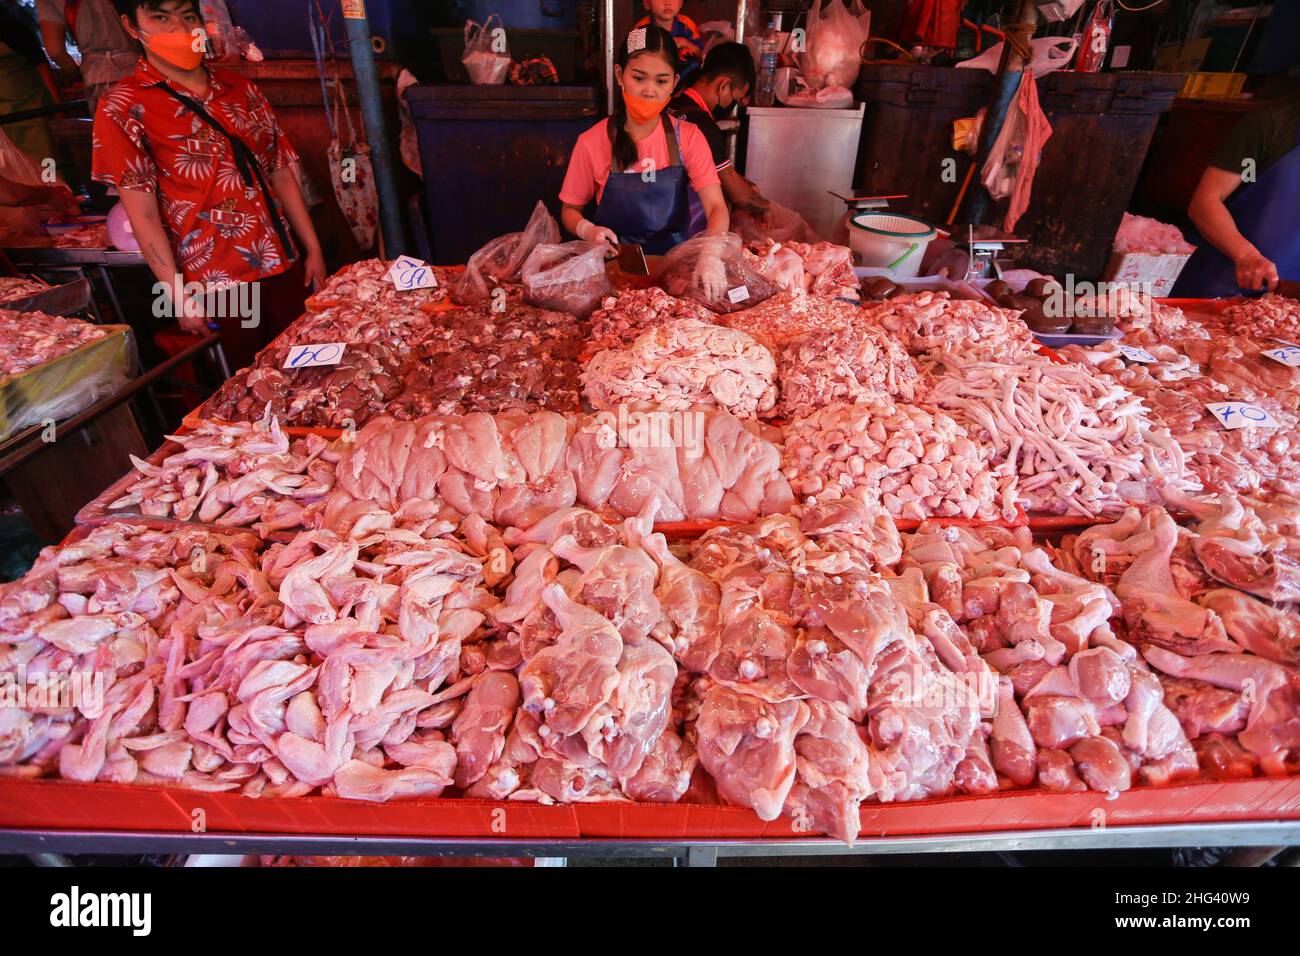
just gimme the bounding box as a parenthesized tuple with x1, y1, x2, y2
(1180, 72, 1246, 100)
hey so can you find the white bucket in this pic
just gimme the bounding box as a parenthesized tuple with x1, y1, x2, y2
(848, 213, 936, 278)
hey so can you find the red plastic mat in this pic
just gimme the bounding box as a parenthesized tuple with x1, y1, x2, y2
(1, 773, 1297, 841)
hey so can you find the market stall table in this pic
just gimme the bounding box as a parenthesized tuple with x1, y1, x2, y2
(2, 245, 147, 328)
(0, 331, 224, 539)
(3, 821, 1300, 866)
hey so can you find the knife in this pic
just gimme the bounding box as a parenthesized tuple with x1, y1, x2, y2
(1275, 279, 1300, 300)
(618, 243, 649, 276)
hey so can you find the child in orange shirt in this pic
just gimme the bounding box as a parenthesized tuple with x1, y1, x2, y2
(636, 0, 702, 64)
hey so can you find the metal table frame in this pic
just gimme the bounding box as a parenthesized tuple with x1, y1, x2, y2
(3, 247, 147, 328)
(4, 821, 1298, 866)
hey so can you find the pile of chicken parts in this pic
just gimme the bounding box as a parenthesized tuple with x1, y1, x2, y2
(5, 484, 1299, 844)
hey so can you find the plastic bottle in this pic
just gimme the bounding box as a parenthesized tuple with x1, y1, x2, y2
(757, 20, 779, 107)
(1075, 0, 1113, 73)
(199, 0, 236, 60)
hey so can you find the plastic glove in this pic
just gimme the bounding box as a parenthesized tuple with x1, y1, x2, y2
(694, 248, 728, 302)
(576, 219, 619, 258)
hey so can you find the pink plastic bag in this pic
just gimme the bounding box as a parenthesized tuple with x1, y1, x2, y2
(981, 74, 1052, 233)
(462, 15, 511, 85)
(800, 0, 870, 91)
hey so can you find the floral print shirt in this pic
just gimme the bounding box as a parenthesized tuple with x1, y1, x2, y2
(92, 57, 299, 287)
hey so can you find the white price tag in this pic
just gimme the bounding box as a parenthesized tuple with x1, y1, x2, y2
(1263, 345, 1300, 366)
(1205, 401, 1281, 430)
(387, 255, 437, 291)
(284, 342, 346, 369)
(1117, 344, 1157, 364)
(727, 285, 750, 304)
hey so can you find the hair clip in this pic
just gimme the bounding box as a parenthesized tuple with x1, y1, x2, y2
(627, 28, 648, 53)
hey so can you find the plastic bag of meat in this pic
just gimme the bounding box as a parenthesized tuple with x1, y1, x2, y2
(659, 232, 777, 314)
(520, 240, 612, 319)
(454, 200, 560, 305)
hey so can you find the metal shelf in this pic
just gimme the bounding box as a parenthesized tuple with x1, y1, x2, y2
(4, 821, 1298, 865)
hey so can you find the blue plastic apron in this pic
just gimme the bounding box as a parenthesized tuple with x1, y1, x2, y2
(1172, 126, 1300, 298)
(593, 112, 692, 256)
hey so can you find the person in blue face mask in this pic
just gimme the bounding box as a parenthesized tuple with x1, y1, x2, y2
(1173, 92, 1300, 298)
(668, 42, 773, 235)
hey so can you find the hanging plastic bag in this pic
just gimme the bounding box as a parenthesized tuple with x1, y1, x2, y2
(659, 232, 778, 314)
(454, 200, 561, 305)
(463, 15, 511, 85)
(981, 73, 1052, 232)
(311, 16, 378, 249)
(521, 241, 612, 318)
(956, 37, 1079, 78)
(801, 0, 871, 91)
(396, 69, 422, 177)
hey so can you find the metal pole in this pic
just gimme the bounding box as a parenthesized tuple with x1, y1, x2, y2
(604, 0, 616, 116)
(959, 0, 1039, 226)
(735, 0, 749, 44)
(340, 1, 405, 257)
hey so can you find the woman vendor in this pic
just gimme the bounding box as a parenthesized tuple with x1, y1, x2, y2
(558, 24, 728, 287)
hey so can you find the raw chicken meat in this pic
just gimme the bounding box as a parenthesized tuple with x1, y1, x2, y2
(1211, 293, 1300, 343)
(0, 308, 108, 376)
(386, 305, 583, 418)
(583, 319, 778, 419)
(307, 257, 449, 312)
(203, 341, 405, 429)
(0, 276, 50, 307)
(747, 238, 859, 299)
(923, 350, 1189, 517)
(721, 290, 863, 350)
(777, 322, 922, 419)
(586, 287, 713, 353)
(330, 407, 792, 531)
(863, 291, 1035, 359)
(783, 399, 1012, 521)
(695, 685, 809, 821)
(90, 410, 341, 533)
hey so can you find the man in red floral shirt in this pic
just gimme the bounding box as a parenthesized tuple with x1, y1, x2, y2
(93, 0, 325, 367)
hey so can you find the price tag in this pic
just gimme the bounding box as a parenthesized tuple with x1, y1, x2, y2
(387, 255, 437, 291)
(1205, 401, 1281, 430)
(1117, 343, 1157, 364)
(284, 342, 346, 369)
(1263, 345, 1300, 367)
(727, 285, 750, 304)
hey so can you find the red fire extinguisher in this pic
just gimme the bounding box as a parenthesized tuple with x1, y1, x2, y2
(1076, 0, 1114, 72)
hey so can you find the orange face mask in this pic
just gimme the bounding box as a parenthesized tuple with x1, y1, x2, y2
(141, 30, 206, 70)
(622, 87, 669, 126)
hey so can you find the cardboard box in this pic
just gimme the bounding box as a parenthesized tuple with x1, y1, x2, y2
(1103, 250, 1193, 298)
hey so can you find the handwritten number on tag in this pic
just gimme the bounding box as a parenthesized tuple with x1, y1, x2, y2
(284, 343, 346, 368)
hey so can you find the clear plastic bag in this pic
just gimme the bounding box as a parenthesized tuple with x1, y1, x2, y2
(0, 324, 133, 442)
(801, 0, 870, 91)
(462, 15, 511, 85)
(453, 200, 561, 305)
(521, 240, 612, 319)
(732, 199, 820, 245)
(659, 232, 778, 314)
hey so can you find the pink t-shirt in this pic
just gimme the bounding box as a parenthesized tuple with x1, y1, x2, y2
(559, 117, 721, 207)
